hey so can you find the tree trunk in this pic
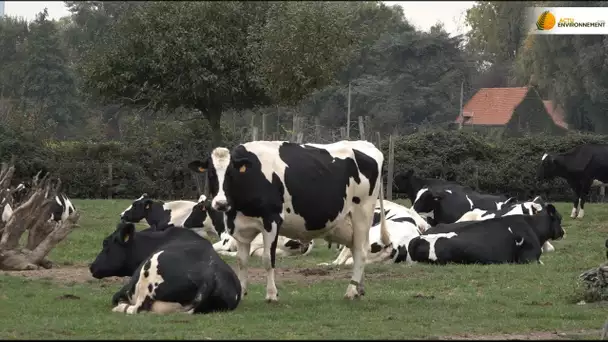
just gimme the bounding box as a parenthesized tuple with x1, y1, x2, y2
(205, 110, 223, 147)
(0, 167, 80, 271)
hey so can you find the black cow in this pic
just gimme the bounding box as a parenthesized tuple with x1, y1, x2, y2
(187, 140, 391, 302)
(89, 222, 241, 315)
(411, 184, 515, 225)
(393, 169, 459, 201)
(409, 203, 564, 265)
(120, 193, 224, 239)
(538, 144, 608, 219)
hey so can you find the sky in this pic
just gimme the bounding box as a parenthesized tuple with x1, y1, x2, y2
(4, 1, 475, 37)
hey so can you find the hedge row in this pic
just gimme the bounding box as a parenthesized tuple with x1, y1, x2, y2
(1, 125, 605, 202)
(381, 130, 608, 203)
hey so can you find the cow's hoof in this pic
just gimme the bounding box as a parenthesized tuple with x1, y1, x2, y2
(577, 209, 585, 219)
(265, 294, 279, 303)
(570, 208, 578, 218)
(344, 285, 360, 300)
(112, 303, 129, 313)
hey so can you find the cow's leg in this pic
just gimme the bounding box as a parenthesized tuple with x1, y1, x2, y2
(566, 179, 582, 218)
(541, 241, 555, 253)
(577, 178, 593, 219)
(261, 216, 282, 303)
(345, 210, 370, 300)
(234, 239, 252, 297)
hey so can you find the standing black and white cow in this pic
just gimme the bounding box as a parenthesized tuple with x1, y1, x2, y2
(120, 194, 224, 240)
(538, 144, 608, 219)
(89, 222, 241, 315)
(188, 140, 391, 302)
(393, 169, 459, 201)
(412, 184, 516, 225)
(409, 203, 564, 265)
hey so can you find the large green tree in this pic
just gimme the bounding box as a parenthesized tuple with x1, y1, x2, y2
(21, 9, 82, 137)
(80, 1, 269, 145)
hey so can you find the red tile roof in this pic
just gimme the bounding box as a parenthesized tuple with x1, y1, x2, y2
(543, 100, 568, 129)
(455, 87, 529, 126)
(455, 87, 569, 129)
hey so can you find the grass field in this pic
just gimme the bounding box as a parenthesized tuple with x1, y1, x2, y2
(1, 199, 608, 339)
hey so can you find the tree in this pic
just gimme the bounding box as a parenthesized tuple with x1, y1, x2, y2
(464, 1, 529, 86)
(21, 9, 82, 137)
(0, 16, 29, 99)
(249, 1, 361, 105)
(80, 1, 269, 146)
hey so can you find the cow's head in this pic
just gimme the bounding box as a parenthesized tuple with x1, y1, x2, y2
(188, 147, 254, 213)
(89, 222, 136, 279)
(537, 153, 558, 181)
(411, 187, 444, 218)
(393, 169, 416, 196)
(120, 193, 154, 223)
(544, 204, 564, 241)
(186, 194, 225, 240)
(284, 239, 315, 256)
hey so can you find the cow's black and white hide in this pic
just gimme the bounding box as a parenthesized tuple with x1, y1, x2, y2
(120, 194, 224, 240)
(213, 232, 315, 258)
(454, 196, 556, 253)
(187, 140, 391, 302)
(538, 144, 608, 219)
(393, 169, 459, 201)
(89, 222, 241, 315)
(412, 184, 516, 225)
(49, 193, 76, 223)
(319, 199, 430, 266)
(410, 203, 564, 265)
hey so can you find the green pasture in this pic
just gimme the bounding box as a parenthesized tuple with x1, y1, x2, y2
(0, 199, 607, 339)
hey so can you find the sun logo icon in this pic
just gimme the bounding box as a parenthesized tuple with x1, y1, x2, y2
(536, 11, 556, 30)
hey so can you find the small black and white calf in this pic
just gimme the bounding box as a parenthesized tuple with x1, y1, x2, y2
(188, 140, 391, 302)
(320, 199, 430, 266)
(412, 184, 515, 225)
(213, 232, 315, 258)
(409, 203, 564, 265)
(120, 193, 225, 240)
(454, 196, 556, 253)
(538, 143, 608, 219)
(89, 222, 241, 314)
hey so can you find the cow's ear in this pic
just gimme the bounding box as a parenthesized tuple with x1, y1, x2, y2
(118, 222, 136, 244)
(143, 198, 153, 210)
(232, 157, 252, 173)
(188, 159, 209, 173)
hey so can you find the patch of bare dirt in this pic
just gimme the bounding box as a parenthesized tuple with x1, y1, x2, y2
(440, 329, 601, 340)
(0, 265, 398, 285)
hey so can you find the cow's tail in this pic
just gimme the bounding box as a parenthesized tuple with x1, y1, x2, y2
(378, 175, 391, 247)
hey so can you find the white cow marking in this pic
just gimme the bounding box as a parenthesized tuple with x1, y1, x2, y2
(420, 232, 457, 261)
(445, 190, 452, 194)
(121, 194, 145, 217)
(542, 153, 548, 161)
(465, 195, 473, 209)
(414, 188, 428, 205)
(210, 148, 231, 210)
(114, 251, 165, 315)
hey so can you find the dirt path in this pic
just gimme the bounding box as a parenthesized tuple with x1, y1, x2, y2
(440, 329, 602, 340)
(0, 265, 395, 285)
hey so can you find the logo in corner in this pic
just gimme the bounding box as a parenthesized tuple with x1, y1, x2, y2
(536, 11, 556, 30)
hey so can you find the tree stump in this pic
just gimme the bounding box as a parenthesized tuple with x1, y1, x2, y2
(0, 163, 80, 271)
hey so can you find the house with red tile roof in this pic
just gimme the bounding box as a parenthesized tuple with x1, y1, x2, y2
(455, 86, 568, 136)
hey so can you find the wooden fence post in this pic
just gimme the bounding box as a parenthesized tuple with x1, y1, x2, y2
(292, 115, 298, 142)
(340, 127, 346, 140)
(315, 117, 321, 142)
(358, 116, 365, 140)
(251, 126, 259, 141)
(261, 113, 267, 141)
(386, 135, 395, 200)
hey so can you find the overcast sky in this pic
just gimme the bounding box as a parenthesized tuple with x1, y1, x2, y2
(4, 1, 475, 36)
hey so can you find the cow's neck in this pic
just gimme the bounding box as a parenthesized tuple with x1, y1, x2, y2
(145, 203, 170, 228)
(127, 232, 170, 273)
(527, 214, 552, 245)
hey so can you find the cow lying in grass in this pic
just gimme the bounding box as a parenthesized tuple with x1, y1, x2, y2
(89, 222, 241, 315)
(408, 203, 564, 265)
(454, 196, 556, 253)
(120, 193, 224, 240)
(319, 200, 430, 266)
(213, 232, 315, 258)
